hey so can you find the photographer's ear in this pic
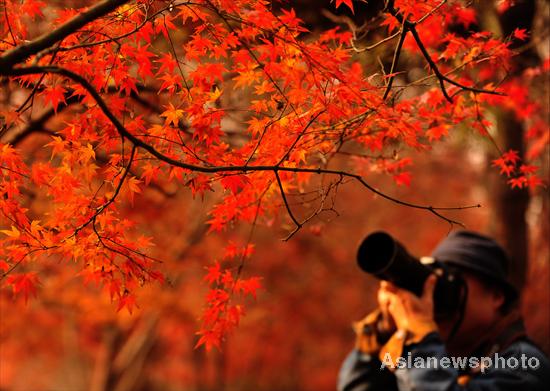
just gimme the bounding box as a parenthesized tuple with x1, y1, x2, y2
(490, 287, 505, 312)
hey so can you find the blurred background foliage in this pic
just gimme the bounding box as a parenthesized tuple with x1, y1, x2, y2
(1, 1, 548, 390)
(1, 138, 547, 391)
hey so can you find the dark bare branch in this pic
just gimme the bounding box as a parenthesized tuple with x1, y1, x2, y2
(4, 65, 481, 227)
(383, 24, 408, 101)
(275, 170, 301, 231)
(0, 0, 130, 70)
(384, 2, 505, 102)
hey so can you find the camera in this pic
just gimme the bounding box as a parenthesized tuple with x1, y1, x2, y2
(357, 231, 465, 320)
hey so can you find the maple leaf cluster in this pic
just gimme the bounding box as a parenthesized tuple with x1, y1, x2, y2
(197, 242, 261, 350)
(0, 0, 547, 347)
(492, 149, 542, 189)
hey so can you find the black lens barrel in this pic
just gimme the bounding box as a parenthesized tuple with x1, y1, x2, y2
(357, 231, 464, 319)
(357, 231, 431, 296)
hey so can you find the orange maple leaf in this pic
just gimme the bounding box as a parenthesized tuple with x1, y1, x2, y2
(126, 176, 143, 205)
(1, 225, 21, 239)
(160, 103, 185, 127)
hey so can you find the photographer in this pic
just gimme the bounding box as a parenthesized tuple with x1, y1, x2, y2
(338, 231, 550, 391)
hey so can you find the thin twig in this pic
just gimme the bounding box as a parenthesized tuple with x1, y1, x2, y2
(275, 170, 301, 229)
(69, 145, 137, 239)
(353, 30, 402, 52)
(276, 110, 325, 166)
(2, 0, 16, 46)
(283, 176, 344, 241)
(383, 22, 408, 100)
(414, 0, 447, 24)
(37, 2, 150, 57)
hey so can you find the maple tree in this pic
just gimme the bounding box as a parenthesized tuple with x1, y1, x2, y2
(0, 1, 548, 383)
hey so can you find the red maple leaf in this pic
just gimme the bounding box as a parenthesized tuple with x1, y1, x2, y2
(204, 262, 222, 285)
(508, 177, 527, 189)
(426, 124, 449, 142)
(156, 53, 177, 75)
(6, 273, 39, 303)
(21, 0, 46, 18)
(117, 293, 137, 314)
(334, 0, 354, 14)
(393, 172, 411, 187)
(519, 164, 538, 174)
(501, 149, 521, 164)
(195, 329, 222, 351)
(220, 174, 250, 195)
(239, 277, 262, 299)
(512, 28, 529, 41)
(455, 8, 477, 28)
(42, 85, 66, 113)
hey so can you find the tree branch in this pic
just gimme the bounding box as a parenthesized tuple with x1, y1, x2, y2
(3, 82, 161, 145)
(282, 176, 343, 241)
(409, 26, 505, 100)
(0, 0, 130, 70)
(385, 1, 505, 102)
(383, 23, 408, 101)
(276, 110, 325, 166)
(37, 2, 152, 57)
(1, 0, 16, 46)
(4, 65, 481, 226)
(70, 145, 137, 239)
(275, 170, 301, 231)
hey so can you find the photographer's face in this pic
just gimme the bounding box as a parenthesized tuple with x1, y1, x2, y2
(437, 273, 505, 353)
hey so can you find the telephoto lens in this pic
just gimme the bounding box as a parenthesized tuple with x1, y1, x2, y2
(356, 231, 466, 320)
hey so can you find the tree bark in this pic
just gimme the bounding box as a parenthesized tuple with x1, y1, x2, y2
(475, 0, 539, 291)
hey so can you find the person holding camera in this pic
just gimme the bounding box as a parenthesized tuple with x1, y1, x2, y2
(338, 230, 550, 391)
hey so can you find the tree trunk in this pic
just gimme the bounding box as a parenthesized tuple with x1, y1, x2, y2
(476, 0, 539, 291)
(489, 110, 530, 290)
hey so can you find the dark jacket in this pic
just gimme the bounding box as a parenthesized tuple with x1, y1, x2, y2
(338, 314, 550, 391)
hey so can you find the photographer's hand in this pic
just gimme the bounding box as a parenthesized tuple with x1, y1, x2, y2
(352, 287, 397, 354)
(382, 274, 438, 342)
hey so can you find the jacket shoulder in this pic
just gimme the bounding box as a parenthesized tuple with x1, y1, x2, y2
(498, 339, 550, 385)
(503, 338, 549, 361)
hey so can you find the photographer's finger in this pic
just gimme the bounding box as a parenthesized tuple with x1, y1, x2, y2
(420, 274, 437, 305)
(382, 280, 400, 293)
(380, 280, 394, 291)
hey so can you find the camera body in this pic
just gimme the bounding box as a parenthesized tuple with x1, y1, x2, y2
(357, 231, 465, 320)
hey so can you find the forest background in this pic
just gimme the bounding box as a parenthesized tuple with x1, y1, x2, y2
(0, 0, 548, 390)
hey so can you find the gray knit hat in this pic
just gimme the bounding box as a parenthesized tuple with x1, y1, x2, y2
(431, 230, 518, 302)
